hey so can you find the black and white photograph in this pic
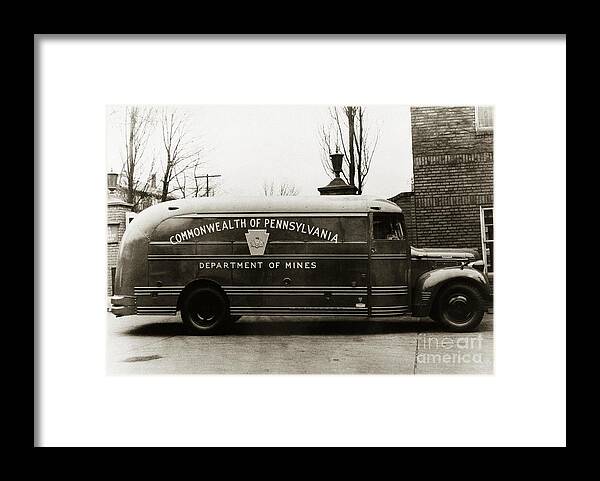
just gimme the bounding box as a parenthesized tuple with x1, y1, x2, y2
(106, 104, 495, 375)
(35, 35, 566, 447)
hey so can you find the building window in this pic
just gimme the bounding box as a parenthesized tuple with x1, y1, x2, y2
(107, 223, 120, 243)
(475, 106, 494, 131)
(111, 267, 116, 295)
(480, 207, 494, 273)
(126, 212, 137, 227)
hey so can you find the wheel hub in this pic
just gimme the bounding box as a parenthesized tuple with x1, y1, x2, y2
(446, 294, 473, 323)
(190, 294, 220, 327)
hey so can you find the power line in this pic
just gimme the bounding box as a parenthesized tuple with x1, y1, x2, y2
(195, 173, 222, 197)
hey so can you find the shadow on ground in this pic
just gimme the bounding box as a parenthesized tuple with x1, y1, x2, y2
(123, 316, 493, 337)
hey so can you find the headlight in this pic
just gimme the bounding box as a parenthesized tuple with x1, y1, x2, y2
(468, 260, 485, 272)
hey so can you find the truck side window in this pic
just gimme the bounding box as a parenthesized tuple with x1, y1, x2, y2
(373, 213, 404, 240)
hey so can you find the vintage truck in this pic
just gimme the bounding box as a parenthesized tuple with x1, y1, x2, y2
(110, 195, 492, 333)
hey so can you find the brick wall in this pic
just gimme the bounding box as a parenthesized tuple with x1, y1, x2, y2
(410, 106, 493, 253)
(411, 106, 493, 156)
(107, 198, 132, 296)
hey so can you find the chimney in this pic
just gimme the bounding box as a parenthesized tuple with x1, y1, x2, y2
(317, 153, 358, 195)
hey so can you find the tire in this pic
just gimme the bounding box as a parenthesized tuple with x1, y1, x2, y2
(434, 283, 485, 332)
(180, 285, 231, 335)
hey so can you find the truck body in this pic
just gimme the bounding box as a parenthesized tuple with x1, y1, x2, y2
(111, 195, 492, 333)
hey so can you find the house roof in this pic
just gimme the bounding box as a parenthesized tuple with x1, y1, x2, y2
(388, 191, 414, 203)
(116, 185, 177, 201)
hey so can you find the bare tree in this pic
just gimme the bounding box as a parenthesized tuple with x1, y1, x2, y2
(345, 106, 357, 188)
(262, 179, 299, 196)
(159, 108, 207, 201)
(319, 106, 380, 194)
(172, 157, 210, 198)
(120, 106, 155, 210)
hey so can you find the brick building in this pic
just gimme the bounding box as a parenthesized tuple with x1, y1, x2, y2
(390, 106, 494, 273)
(106, 173, 180, 297)
(107, 194, 133, 296)
(115, 174, 176, 213)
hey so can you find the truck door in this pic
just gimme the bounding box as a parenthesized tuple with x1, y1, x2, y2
(369, 212, 411, 316)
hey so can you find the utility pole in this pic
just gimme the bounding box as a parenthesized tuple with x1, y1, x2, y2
(195, 174, 222, 197)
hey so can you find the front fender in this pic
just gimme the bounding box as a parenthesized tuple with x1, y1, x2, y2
(412, 266, 492, 317)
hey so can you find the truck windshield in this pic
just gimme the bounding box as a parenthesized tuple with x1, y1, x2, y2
(373, 213, 404, 240)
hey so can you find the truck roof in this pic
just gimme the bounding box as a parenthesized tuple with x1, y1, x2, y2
(126, 195, 402, 240)
(161, 195, 402, 214)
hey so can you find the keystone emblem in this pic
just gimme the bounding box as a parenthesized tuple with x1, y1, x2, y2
(245, 229, 269, 256)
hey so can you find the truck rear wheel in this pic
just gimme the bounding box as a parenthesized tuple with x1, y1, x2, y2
(181, 286, 230, 335)
(434, 283, 484, 332)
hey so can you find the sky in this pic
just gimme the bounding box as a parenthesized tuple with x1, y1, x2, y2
(106, 105, 413, 199)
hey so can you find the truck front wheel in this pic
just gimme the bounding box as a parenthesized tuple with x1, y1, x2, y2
(434, 283, 484, 332)
(181, 286, 231, 335)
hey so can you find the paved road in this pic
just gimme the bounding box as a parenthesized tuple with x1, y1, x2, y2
(107, 312, 493, 374)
